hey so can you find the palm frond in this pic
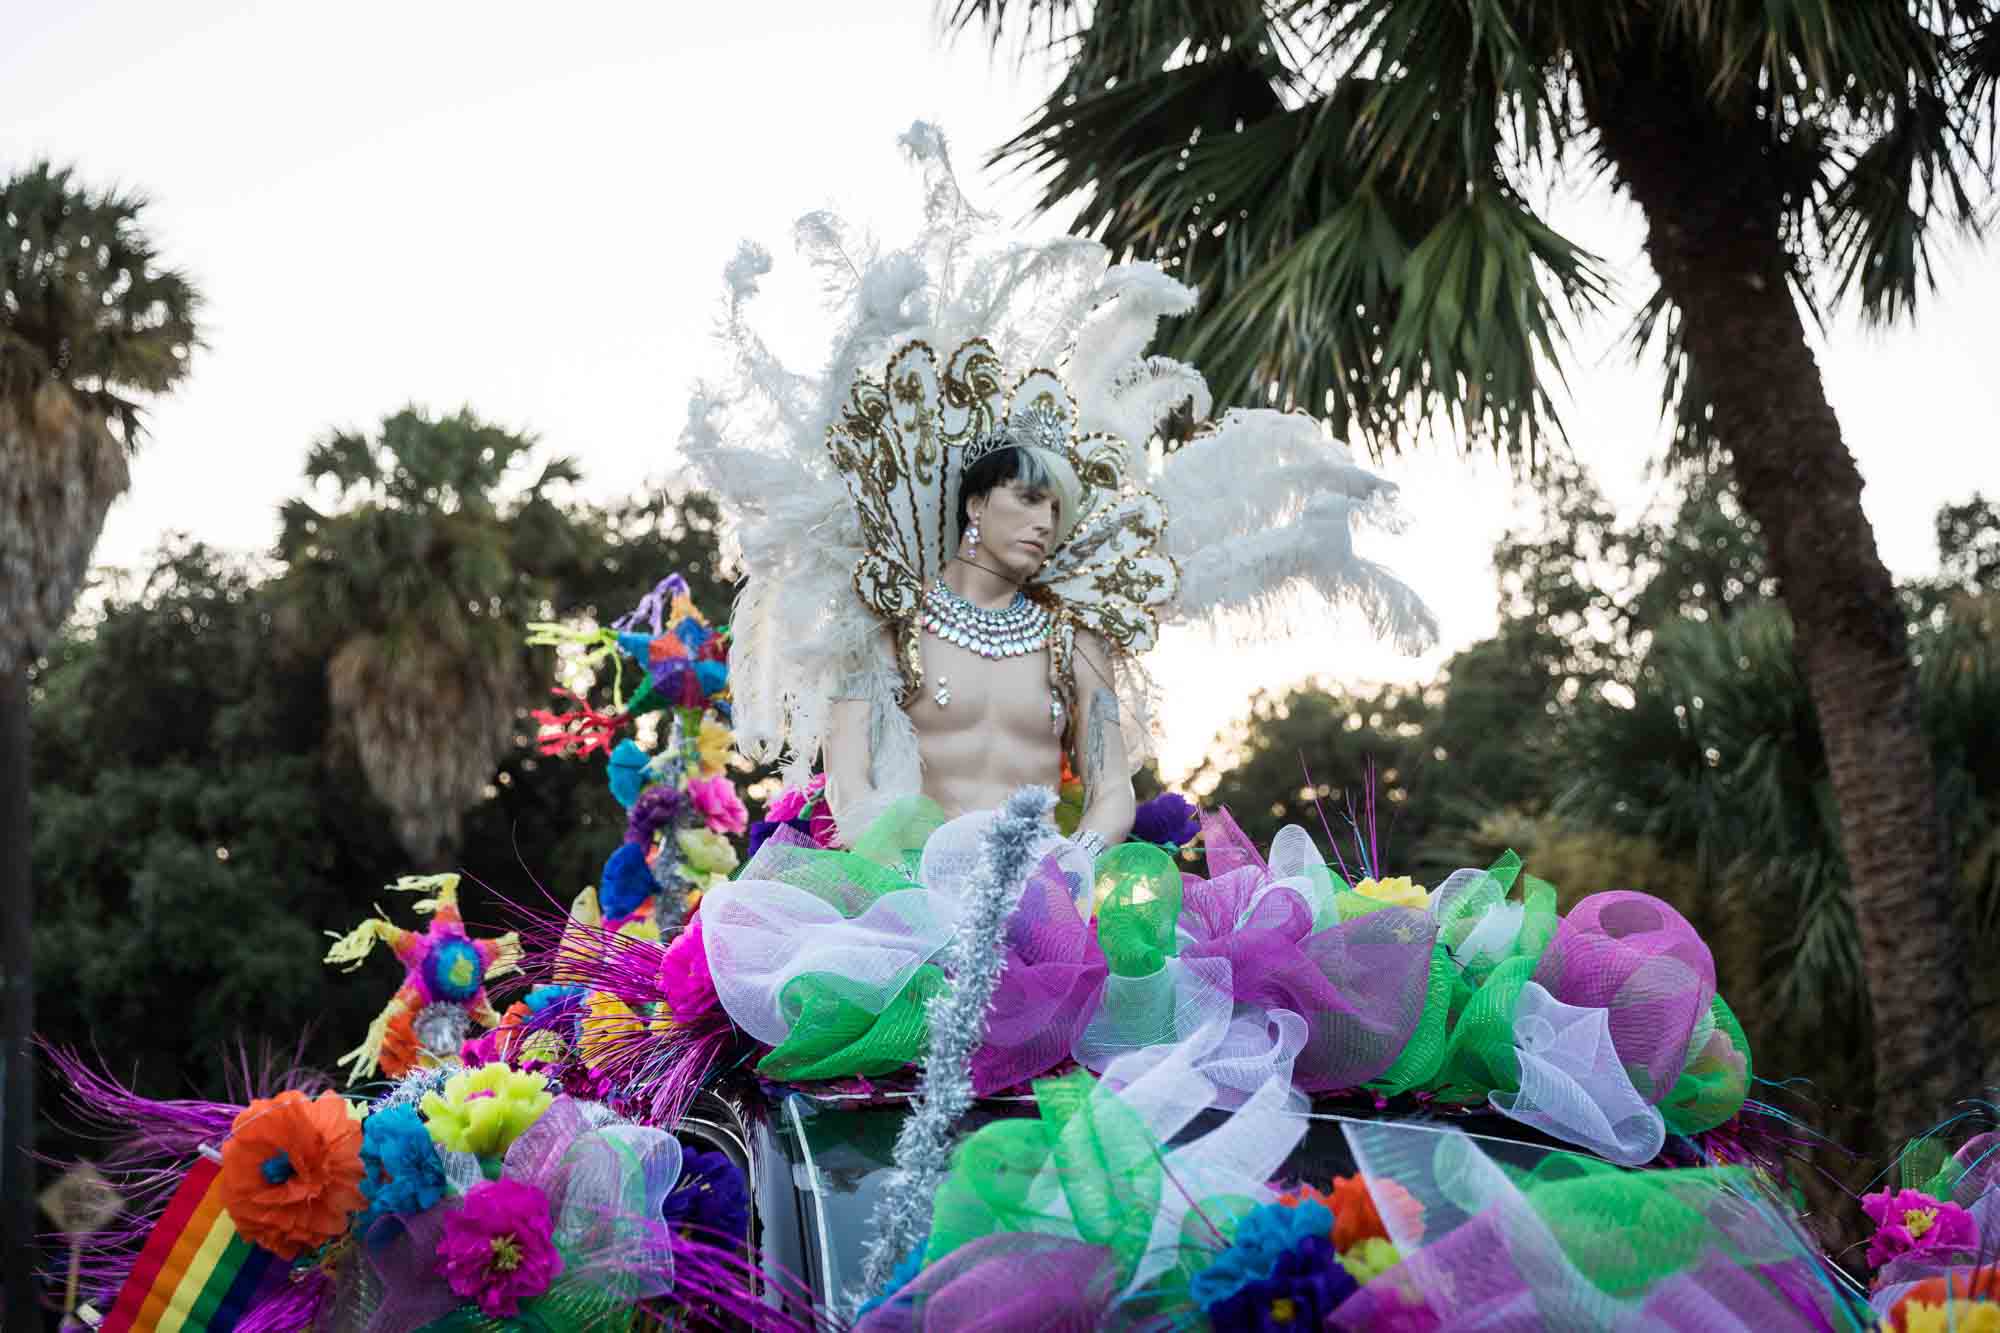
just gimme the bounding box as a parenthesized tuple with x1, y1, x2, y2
(0, 161, 203, 445)
(1818, 85, 1984, 323)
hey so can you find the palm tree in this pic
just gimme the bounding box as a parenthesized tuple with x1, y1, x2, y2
(1, 161, 202, 1316)
(272, 407, 580, 868)
(946, 0, 2000, 1141)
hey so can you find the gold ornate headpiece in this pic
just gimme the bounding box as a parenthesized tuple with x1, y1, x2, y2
(825, 336, 1177, 707)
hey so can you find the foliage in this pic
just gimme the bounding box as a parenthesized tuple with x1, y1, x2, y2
(31, 481, 732, 1146)
(271, 407, 582, 866)
(944, 1, 1999, 460)
(1, 160, 203, 444)
(1193, 466, 2000, 1137)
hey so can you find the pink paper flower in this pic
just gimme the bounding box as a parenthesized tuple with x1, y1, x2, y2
(688, 775, 748, 835)
(661, 913, 719, 1020)
(766, 786, 808, 823)
(1862, 1188, 1980, 1269)
(436, 1178, 565, 1317)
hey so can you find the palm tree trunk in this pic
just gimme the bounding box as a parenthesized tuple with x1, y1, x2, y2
(0, 661, 37, 1316)
(1585, 55, 1978, 1142)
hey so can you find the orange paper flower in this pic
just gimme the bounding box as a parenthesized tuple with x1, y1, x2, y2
(218, 1090, 366, 1259)
(377, 1005, 421, 1079)
(1890, 1268, 2000, 1331)
(1282, 1174, 1426, 1251)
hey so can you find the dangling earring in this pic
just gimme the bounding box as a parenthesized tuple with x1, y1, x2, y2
(962, 513, 981, 555)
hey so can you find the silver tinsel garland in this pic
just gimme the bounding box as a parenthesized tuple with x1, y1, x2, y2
(853, 785, 1057, 1308)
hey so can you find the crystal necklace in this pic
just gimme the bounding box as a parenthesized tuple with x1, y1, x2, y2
(921, 577, 1051, 660)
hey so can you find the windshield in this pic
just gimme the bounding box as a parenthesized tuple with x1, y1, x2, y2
(771, 1095, 1578, 1302)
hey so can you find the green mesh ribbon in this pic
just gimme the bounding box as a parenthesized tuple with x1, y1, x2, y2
(847, 797, 949, 881)
(1660, 995, 1753, 1136)
(1505, 1153, 1765, 1299)
(749, 796, 949, 1080)
(1092, 843, 1183, 977)
(1369, 939, 1457, 1096)
(759, 966, 947, 1080)
(926, 1068, 1166, 1287)
(1401, 854, 1561, 1105)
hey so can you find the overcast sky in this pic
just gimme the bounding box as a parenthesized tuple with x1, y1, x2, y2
(9, 2, 1999, 780)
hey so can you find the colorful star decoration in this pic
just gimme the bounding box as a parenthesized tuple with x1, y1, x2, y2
(322, 874, 522, 1085)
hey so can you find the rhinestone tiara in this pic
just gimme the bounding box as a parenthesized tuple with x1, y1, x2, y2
(961, 400, 1071, 469)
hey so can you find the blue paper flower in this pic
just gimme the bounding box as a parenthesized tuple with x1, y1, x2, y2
(693, 660, 728, 697)
(359, 1105, 447, 1221)
(856, 1241, 928, 1316)
(607, 740, 651, 809)
(1191, 1199, 1334, 1310)
(662, 1147, 750, 1245)
(598, 843, 655, 921)
(423, 937, 485, 1002)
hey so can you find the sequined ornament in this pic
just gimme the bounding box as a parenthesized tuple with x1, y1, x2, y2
(921, 578, 1052, 660)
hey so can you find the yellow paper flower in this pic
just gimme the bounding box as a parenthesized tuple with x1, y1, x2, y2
(578, 989, 649, 1072)
(615, 914, 661, 945)
(695, 715, 734, 777)
(1901, 1300, 2000, 1333)
(420, 1064, 553, 1156)
(1338, 1237, 1403, 1284)
(1352, 876, 1428, 910)
(678, 827, 740, 877)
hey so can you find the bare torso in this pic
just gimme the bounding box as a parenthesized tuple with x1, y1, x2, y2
(903, 631, 1063, 818)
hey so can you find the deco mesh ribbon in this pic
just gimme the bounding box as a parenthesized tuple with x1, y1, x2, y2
(349, 1097, 681, 1331)
(702, 801, 1754, 1168)
(857, 1023, 1312, 1329)
(1332, 1119, 1857, 1329)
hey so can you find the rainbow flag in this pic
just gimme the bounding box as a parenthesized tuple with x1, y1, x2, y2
(100, 1154, 287, 1332)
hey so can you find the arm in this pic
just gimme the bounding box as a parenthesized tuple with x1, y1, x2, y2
(1072, 631, 1135, 846)
(823, 695, 876, 842)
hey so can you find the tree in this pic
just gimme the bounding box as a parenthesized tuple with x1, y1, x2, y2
(946, 0, 2000, 1139)
(1, 161, 202, 1314)
(30, 488, 736, 1149)
(271, 408, 581, 868)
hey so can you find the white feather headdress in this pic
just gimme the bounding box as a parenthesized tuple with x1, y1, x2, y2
(682, 123, 1435, 788)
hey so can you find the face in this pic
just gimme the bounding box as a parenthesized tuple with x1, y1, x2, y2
(969, 479, 1059, 579)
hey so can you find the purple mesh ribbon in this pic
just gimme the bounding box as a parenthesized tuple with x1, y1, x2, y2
(970, 852, 1107, 1095)
(1175, 811, 1437, 1093)
(853, 1234, 1122, 1331)
(1531, 891, 1717, 1105)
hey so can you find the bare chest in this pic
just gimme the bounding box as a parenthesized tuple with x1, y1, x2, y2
(904, 635, 1062, 740)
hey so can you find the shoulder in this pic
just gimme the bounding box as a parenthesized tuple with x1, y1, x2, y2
(1072, 626, 1112, 664)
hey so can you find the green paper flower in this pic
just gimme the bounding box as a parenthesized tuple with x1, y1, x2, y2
(420, 1065, 554, 1156)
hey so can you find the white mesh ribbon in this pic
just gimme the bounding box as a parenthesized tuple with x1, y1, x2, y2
(700, 879, 957, 1046)
(1044, 1020, 1310, 1304)
(547, 1118, 684, 1307)
(1343, 1119, 1631, 1328)
(1490, 982, 1667, 1168)
(1072, 954, 1237, 1073)
(701, 809, 1072, 1046)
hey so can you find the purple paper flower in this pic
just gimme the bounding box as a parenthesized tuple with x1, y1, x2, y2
(1132, 792, 1201, 848)
(1209, 1234, 1357, 1332)
(435, 1178, 565, 1317)
(747, 817, 813, 860)
(1862, 1188, 1980, 1268)
(661, 1147, 750, 1244)
(627, 783, 684, 846)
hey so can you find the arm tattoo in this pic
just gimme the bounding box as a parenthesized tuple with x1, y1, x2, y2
(1082, 686, 1119, 799)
